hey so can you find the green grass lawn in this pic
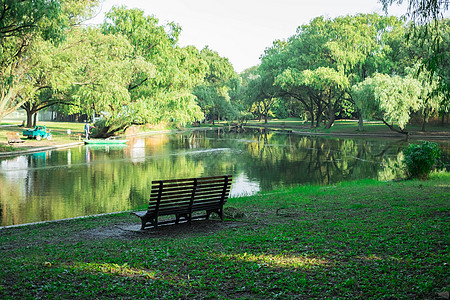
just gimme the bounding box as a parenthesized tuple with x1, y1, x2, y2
(1, 173, 448, 299)
(246, 118, 449, 135)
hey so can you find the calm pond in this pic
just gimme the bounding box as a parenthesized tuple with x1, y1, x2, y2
(1, 128, 448, 226)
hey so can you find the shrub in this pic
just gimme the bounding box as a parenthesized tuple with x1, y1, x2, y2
(403, 141, 443, 180)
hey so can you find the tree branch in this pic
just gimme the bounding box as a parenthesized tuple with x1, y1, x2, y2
(381, 119, 408, 135)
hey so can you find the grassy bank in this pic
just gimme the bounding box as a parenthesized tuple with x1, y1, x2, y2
(1, 174, 448, 299)
(0, 121, 214, 153)
(2, 119, 449, 153)
(245, 118, 450, 137)
(0, 121, 86, 152)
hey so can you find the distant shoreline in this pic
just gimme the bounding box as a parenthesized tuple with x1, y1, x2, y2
(1, 120, 448, 157)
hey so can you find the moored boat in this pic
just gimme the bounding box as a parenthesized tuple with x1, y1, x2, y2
(84, 139, 128, 144)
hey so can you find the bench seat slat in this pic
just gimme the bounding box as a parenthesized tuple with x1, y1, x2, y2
(151, 196, 229, 210)
(151, 193, 229, 207)
(151, 187, 231, 201)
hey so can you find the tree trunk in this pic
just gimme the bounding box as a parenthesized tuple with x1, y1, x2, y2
(33, 113, 37, 127)
(316, 101, 324, 127)
(94, 124, 128, 138)
(382, 119, 408, 136)
(422, 108, 429, 132)
(325, 116, 335, 129)
(26, 111, 33, 128)
(309, 99, 315, 128)
(358, 111, 364, 131)
(22, 102, 39, 127)
(316, 111, 324, 127)
(325, 106, 335, 129)
(22, 102, 33, 128)
(440, 111, 448, 126)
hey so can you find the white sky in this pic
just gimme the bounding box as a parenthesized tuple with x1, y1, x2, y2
(86, 0, 409, 73)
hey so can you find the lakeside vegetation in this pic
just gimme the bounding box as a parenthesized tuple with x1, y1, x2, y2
(1, 173, 448, 299)
(2, 119, 449, 151)
(245, 118, 450, 136)
(1, 1, 449, 138)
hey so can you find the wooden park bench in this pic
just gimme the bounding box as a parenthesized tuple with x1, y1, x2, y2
(6, 132, 25, 144)
(132, 175, 232, 230)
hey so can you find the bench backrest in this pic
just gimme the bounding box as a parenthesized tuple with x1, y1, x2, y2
(148, 175, 232, 215)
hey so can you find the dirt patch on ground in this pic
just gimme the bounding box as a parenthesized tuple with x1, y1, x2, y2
(84, 219, 246, 240)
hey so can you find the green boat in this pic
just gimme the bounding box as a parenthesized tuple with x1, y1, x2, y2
(84, 139, 128, 145)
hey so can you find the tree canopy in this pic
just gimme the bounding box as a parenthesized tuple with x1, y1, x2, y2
(0, 2, 448, 133)
(352, 73, 422, 134)
(0, 0, 98, 120)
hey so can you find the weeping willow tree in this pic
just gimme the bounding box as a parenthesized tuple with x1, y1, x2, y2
(381, 0, 449, 124)
(352, 73, 422, 135)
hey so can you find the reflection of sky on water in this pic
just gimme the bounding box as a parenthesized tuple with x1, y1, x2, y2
(0, 156, 28, 180)
(129, 138, 146, 163)
(230, 173, 260, 197)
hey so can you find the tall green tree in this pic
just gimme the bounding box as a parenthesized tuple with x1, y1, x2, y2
(403, 20, 450, 126)
(352, 73, 422, 135)
(380, 0, 448, 24)
(193, 47, 237, 124)
(266, 14, 404, 128)
(381, 0, 449, 117)
(248, 40, 289, 124)
(94, 7, 206, 136)
(0, 0, 98, 121)
(232, 66, 260, 122)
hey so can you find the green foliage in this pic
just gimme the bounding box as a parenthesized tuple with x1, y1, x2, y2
(405, 20, 450, 124)
(381, 1, 449, 123)
(258, 14, 405, 128)
(403, 141, 443, 180)
(0, 0, 98, 121)
(96, 7, 207, 134)
(193, 47, 238, 123)
(352, 73, 422, 132)
(0, 0, 63, 39)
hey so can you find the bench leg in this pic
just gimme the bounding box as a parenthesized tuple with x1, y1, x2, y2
(176, 214, 188, 224)
(140, 215, 149, 230)
(140, 215, 157, 230)
(175, 214, 183, 224)
(206, 209, 224, 221)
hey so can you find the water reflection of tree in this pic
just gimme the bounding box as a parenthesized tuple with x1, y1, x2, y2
(240, 130, 415, 190)
(0, 145, 211, 226)
(1, 129, 448, 226)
